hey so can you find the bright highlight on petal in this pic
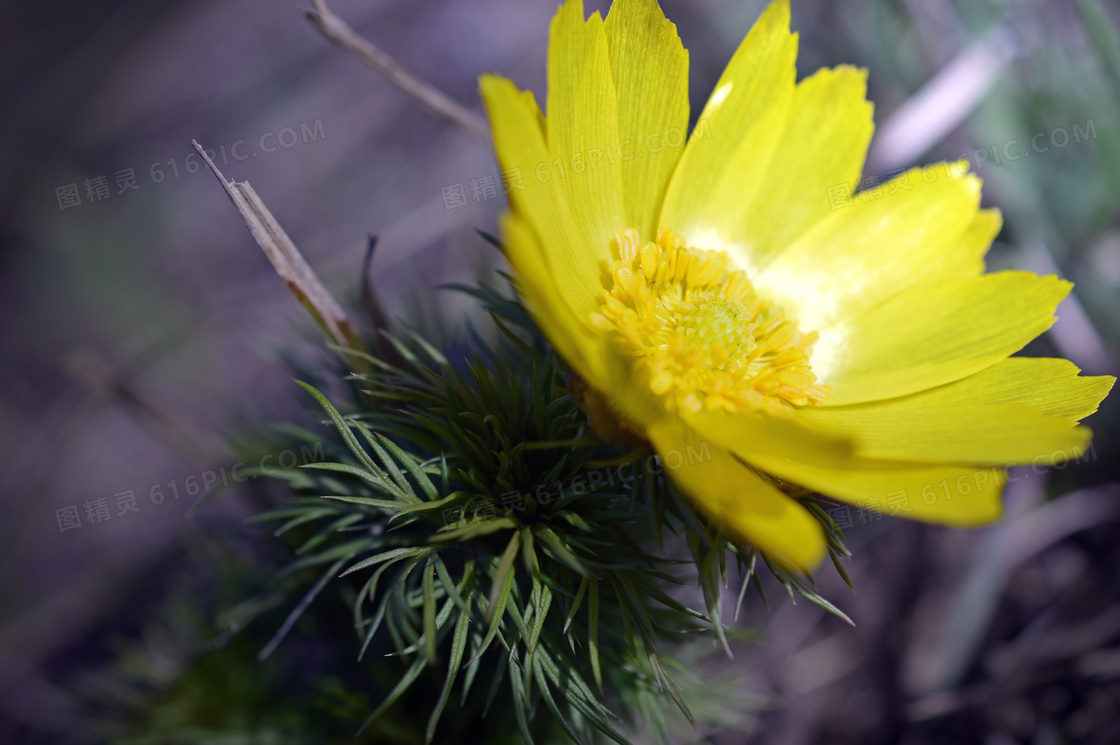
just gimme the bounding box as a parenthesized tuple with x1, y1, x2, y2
(731, 65, 874, 272)
(481, 0, 1115, 569)
(660, 0, 797, 252)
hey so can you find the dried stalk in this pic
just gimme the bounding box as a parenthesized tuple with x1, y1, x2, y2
(191, 140, 362, 350)
(301, 0, 489, 141)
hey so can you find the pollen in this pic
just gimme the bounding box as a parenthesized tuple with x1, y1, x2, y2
(591, 228, 831, 417)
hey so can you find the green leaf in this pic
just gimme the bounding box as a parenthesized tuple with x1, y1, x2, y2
(423, 557, 438, 665)
(470, 532, 521, 664)
(373, 431, 441, 501)
(530, 655, 588, 745)
(320, 494, 401, 511)
(459, 625, 484, 707)
(431, 552, 469, 614)
(351, 420, 419, 503)
(356, 655, 427, 734)
(425, 594, 473, 744)
(379, 330, 422, 367)
(341, 547, 429, 578)
(387, 493, 462, 521)
(534, 526, 588, 576)
(387, 595, 456, 657)
(588, 579, 602, 691)
(698, 549, 732, 658)
(272, 508, 335, 536)
(295, 511, 365, 555)
(525, 582, 552, 689)
(507, 652, 536, 745)
(563, 576, 589, 635)
(301, 462, 404, 500)
(278, 537, 372, 577)
(259, 550, 355, 661)
(403, 322, 450, 367)
(650, 652, 694, 724)
(474, 228, 503, 251)
(533, 648, 624, 742)
(431, 517, 517, 544)
(358, 555, 424, 661)
(295, 381, 384, 477)
(734, 549, 758, 622)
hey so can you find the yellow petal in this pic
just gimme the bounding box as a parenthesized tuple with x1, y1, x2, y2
(590, 331, 662, 435)
(659, 0, 797, 251)
(735, 65, 875, 273)
(681, 408, 853, 463)
(754, 162, 980, 332)
(793, 355, 1112, 464)
(547, 0, 626, 264)
(647, 420, 826, 571)
(924, 208, 1002, 282)
(687, 405, 1008, 525)
(499, 214, 610, 389)
(795, 402, 1092, 465)
(604, 0, 689, 239)
(744, 448, 1007, 527)
(814, 271, 1071, 406)
(480, 74, 605, 317)
(830, 357, 1114, 422)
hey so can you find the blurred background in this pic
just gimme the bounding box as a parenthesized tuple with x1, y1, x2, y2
(1, 0, 1119, 743)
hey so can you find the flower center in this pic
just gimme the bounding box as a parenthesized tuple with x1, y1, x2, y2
(591, 227, 831, 417)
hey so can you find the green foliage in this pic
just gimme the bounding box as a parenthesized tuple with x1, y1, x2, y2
(246, 275, 853, 744)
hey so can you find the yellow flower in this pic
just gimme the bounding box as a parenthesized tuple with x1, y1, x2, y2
(479, 0, 1114, 570)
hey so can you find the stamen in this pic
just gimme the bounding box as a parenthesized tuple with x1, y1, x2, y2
(593, 228, 831, 417)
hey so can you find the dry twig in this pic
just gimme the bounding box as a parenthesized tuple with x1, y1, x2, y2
(191, 140, 361, 349)
(301, 0, 489, 141)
